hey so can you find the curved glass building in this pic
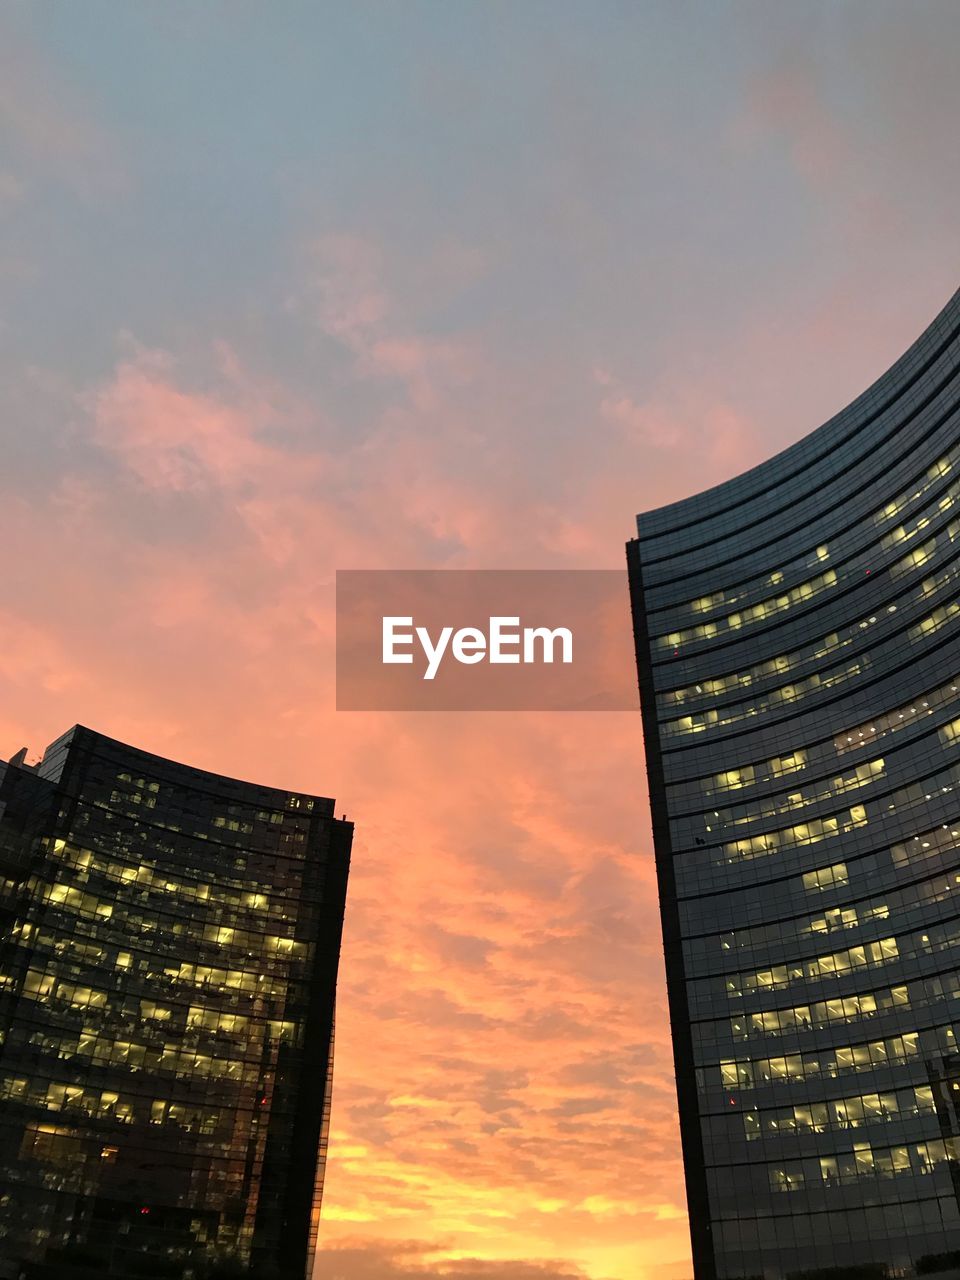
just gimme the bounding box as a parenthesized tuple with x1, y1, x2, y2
(628, 289, 960, 1280)
(0, 725, 352, 1280)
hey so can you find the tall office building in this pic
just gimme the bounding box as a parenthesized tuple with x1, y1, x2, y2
(0, 725, 352, 1280)
(628, 289, 960, 1279)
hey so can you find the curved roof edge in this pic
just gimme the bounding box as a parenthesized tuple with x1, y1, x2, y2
(636, 285, 960, 541)
(37, 723, 337, 812)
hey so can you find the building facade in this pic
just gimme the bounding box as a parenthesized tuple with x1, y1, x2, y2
(0, 725, 352, 1280)
(628, 289, 960, 1279)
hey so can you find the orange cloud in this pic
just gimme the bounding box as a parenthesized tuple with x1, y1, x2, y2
(314, 1238, 610, 1280)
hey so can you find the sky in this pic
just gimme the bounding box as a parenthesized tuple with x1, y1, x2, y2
(1, 3, 960, 1278)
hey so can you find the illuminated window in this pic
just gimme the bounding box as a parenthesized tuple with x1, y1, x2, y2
(714, 1030, 923, 1095)
(874, 452, 957, 527)
(656, 569, 839, 650)
(724, 806, 867, 864)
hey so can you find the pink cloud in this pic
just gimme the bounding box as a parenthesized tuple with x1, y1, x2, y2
(90, 353, 284, 494)
(594, 366, 761, 483)
(741, 57, 851, 187)
(0, 22, 125, 199)
(300, 233, 481, 411)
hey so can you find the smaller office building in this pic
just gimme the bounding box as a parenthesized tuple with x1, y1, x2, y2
(0, 725, 352, 1280)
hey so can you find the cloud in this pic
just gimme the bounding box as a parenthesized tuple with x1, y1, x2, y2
(739, 55, 851, 188)
(594, 365, 760, 480)
(91, 351, 277, 494)
(315, 1239, 607, 1280)
(300, 233, 480, 411)
(0, 608, 81, 695)
(0, 20, 124, 198)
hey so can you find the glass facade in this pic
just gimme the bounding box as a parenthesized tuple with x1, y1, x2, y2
(627, 289, 960, 1279)
(0, 725, 352, 1280)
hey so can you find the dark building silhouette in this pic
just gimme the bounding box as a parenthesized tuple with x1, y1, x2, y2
(0, 725, 352, 1280)
(628, 289, 960, 1279)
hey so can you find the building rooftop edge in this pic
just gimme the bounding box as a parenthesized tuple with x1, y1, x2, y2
(34, 723, 341, 813)
(635, 284, 960, 540)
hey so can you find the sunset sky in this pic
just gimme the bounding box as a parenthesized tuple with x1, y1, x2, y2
(2, 4, 960, 1278)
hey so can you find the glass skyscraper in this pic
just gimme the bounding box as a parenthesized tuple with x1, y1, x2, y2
(628, 289, 960, 1279)
(0, 725, 352, 1280)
